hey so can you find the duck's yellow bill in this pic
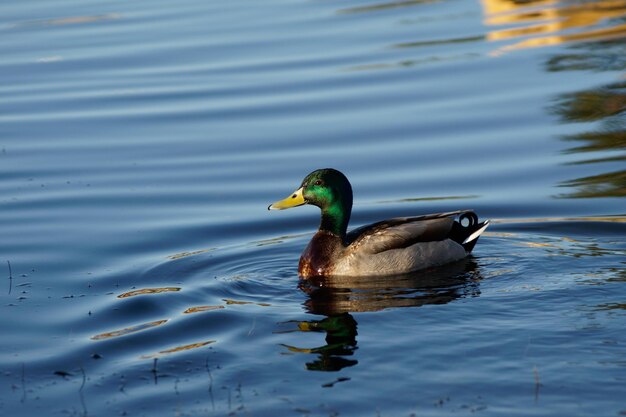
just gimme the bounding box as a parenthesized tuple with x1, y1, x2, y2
(268, 187, 305, 210)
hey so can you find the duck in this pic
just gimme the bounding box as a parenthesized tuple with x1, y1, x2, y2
(268, 168, 489, 278)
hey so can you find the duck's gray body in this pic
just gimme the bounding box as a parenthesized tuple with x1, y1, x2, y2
(299, 211, 489, 278)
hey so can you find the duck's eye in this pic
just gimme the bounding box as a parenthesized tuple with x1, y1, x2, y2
(314, 180, 323, 186)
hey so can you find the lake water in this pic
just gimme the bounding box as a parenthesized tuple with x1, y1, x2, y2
(1, 0, 625, 415)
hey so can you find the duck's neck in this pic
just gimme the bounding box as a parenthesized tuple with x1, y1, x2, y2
(319, 200, 351, 240)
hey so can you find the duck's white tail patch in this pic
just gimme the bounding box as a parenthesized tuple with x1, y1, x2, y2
(462, 220, 490, 245)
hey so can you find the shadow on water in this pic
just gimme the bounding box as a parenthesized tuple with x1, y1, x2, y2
(300, 258, 482, 315)
(554, 82, 626, 198)
(483, 0, 626, 200)
(338, 0, 441, 14)
(546, 38, 626, 73)
(280, 259, 482, 372)
(548, 46, 625, 198)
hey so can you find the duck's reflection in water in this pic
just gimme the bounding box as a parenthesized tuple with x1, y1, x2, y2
(281, 314, 359, 372)
(282, 259, 483, 372)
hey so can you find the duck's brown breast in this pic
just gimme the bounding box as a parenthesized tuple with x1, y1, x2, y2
(298, 232, 345, 278)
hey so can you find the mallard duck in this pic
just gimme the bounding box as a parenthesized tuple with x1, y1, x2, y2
(269, 168, 489, 278)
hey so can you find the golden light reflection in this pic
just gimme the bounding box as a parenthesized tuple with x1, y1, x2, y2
(512, 231, 625, 259)
(141, 340, 215, 359)
(183, 305, 225, 314)
(117, 287, 181, 299)
(481, 0, 626, 54)
(91, 319, 168, 340)
(520, 242, 556, 248)
(223, 298, 271, 307)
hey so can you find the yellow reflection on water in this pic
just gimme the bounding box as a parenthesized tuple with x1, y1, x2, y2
(117, 287, 181, 298)
(183, 305, 225, 314)
(91, 319, 168, 340)
(223, 298, 271, 307)
(141, 340, 216, 359)
(481, 0, 626, 54)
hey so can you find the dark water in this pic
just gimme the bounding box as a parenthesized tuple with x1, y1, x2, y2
(1, 0, 625, 415)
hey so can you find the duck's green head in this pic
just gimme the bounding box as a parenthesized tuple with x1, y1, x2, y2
(269, 168, 353, 237)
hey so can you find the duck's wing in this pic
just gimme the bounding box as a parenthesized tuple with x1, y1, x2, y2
(346, 211, 464, 255)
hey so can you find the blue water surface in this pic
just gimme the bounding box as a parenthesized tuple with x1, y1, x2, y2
(1, 0, 625, 415)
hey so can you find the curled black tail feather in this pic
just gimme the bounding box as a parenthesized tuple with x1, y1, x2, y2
(450, 211, 489, 253)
